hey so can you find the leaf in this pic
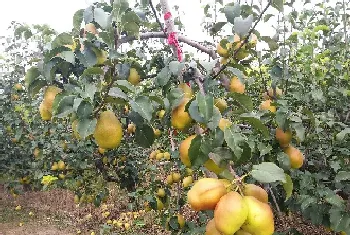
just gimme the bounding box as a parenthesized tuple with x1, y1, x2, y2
(261, 36, 279, 51)
(251, 162, 286, 184)
(58, 51, 75, 64)
(336, 128, 350, 141)
(167, 88, 184, 109)
(155, 66, 171, 87)
(115, 80, 135, 93)
(135, 124, 154, 148)
(73, 9, 84, 30)
(169, 61, 182, 75)
(197, 93, 214, 122)
(83, 6, 94, 24)
(52, 94, 76, 118)
(188, 136, 208, 167)
(77, 118, 97, 139)
(51, 33, 73, 49)
(224, 126, 246, 159)
(129, 96, 153, 121)
(335, 171, 350, 182)
(234, 15, 253, 36)
(272, 0, 284, 12)
(209, 147, 233, 168)
(291, 122, 305, 142)
(283, 174, 293, 200)
(25, 67, 41, 88)
(325, 194, 345, 208)
(224, 4, 241, 24)
(240, 113, 269, 137)
(116, 63, 130, 80)
(28, 79, 47, 97)
(94, 8, 111, 29)
(257, 142, 272, 156)
(207, 107, 221, 131)
(82, 83, 97, 101)
(229, 93, 253, 112)
(82, 67, 104, 77)
(211, 22, 227, 35)
(77, 100, 93, 119)
(264, 14, 274, 22)
(188, 100, 205, 124)
(108, 87, 128, 100)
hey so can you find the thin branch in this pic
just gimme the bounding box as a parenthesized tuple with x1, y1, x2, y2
(149, 0, 167, 36)
(212, 0, 272, 79)
(118, 32, 217, 59)
(268, 186, 282, 217)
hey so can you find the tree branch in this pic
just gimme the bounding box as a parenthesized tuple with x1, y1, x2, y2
(212, 0, 272, 79)
(118, 32, 217, 59)
(149, 0, 167, 36)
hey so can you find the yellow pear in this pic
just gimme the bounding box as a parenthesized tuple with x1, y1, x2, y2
(241, 196, 274, 235)
(154, 128, 162, 138)
(156, 188, 166, 197)
(230, 77, 245, 94)
(171, 98, 193, 130)
(264, 87, 283, 99)
(163, 152, 171, 160)
(243, 184, 268, 203)
(166, 174, 174, 185)
(57, 160, 65, 171)
(179, 135, 196, 167)
(156, 197, 164, 210)
(204, 159, 225, 175)
(182, 176, 193, 188)
(214, 191, 248, 235)
(187, 178, 227, 211)
(172, 173, 181, 183)
(33, 148, 40, 158)
(92, 48, 108, 65)
(39, 102, 52, 121)
(94, 111, 123, 149)
(217, 42, 231, 58)
(284, 146, 304, 169)
(178, 214, 185, 228)
(14, 83, 23, 90)
(205, 219, 222, 235)
(51, 162, 58, 171)
(178, 83, 193, 98)
(158, 110, 166, 119)
(275, 128, 292, 148)
(214, 98, 227, 113)
(259, 100, 276, 113)
(235, 229, 252, 235)
(218, 118, 232, 131)
(128, 68, 140, 85)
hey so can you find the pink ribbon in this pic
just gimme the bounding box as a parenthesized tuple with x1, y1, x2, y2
(163, 12, 183, 62)
(164, 12, 172, 20)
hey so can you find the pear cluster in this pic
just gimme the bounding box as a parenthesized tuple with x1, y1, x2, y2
(187, 178, 274, 235)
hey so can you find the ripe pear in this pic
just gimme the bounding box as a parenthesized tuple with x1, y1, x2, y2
(265, 87, 283, 99)
(172, 173, 181, 183)
(92, 48, 108, 65)
(214, 191, 248, 235)
(178, 83, 193, 98)
(218, 118, 232, 131)
(171, 98, 193, 131)
(275, 128, 292, 148)
(187, 178, 227, 211)
(163, 152, 171, 160)
(57, 160, 65, 170)
(127, 123, 136, 133)
(243, 184, 268, 203)
(179, 135, 196, 167)
(217, 42, 231, 58)
(158, 110, 166, 119)
(14, 83, 23, 90)
(94, 111, 123, 149)
(156, 197, 164, 210)
(204, 159, 225, 175)
(154, 128, 162, 138)
(51, 162, 58, 171)
(284, 146, 304, 169)
(182, 176, 193, 188)
(85, 23, 98, 35)
(230, 77, 245, 94)
(205, 219, 222, 235)
(214, 98, 227, 113)
(156, 152, 164, 160)
(259, 100, 276, 113)
(166, 174, 174, 185)
(241, 196, 274, 235)
(98, 147, 105, 154)
(39, 102, 52, 121)
(128, 68, 140, 85)
(156, 188, 166, 197)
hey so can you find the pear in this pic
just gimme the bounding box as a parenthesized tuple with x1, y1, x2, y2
(94, 111, 123, 149)
(205, 219, 222, 235)
(39, 102, 52, 121)
(171, 98, 193, 131)
(284, 146, 304, 169)
(275, 128, 292, 148)
(230, 77, 245, 94)
(214, 191, 248, 235)
(179, 135, 196, 167)
(128, 68, 140, 85)
(243, 184, 268, 203)
(241, 196, 274, 235)
(187, 178, 227, 211)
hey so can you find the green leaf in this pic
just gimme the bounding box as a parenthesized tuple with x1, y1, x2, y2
(28, 79, 47, 97)
(82, 67, 104, 77)
(130, 96, 153, 121)
(335, 171, 350, 182)
(257, 142, 272, 156)
(188, 100, 205, 124)
(135, 124, 155, 148)
(209, 147, 233, 168)
(229, 93, 253, 112)
(77, 118, 97, 139)
(240, 113, 269, 137)
(25, 67, 41, 88)
(234, 15, 253, 36)
(188, 135, 208, 167)
(264, 14, 274, 22)
(336, 128, 350, 141)
(82, 83, 97, 101)
(167, 88, 184, 109)
(123, 22, 139, 37)
(52, 94, 75, 118)
(169, 61, 183, 75)
(329, 208, 350, 234)
(112, 0, 129, 21)
(211, 22, 227, 34)
(261, 36, 279, 51)
(155, 66, 171, 87)
(207, 107, 221, 131)
(58, 51, 75, 64)
(224, 126, 246, 159)
(272, 0, 284, 12)
(197, 93, 214, 122)
(251, 162, 286, 184)
(224, 4, 241, 25)
(77, 100, 93, 119)
(283, 174, 293, 200)
(115, 80, 135, 93)
(94, 8, 111, 29)
(73, 9, 84, 30)
(108, 87, 128, 100)
(325, 193, 345, 208)
(51, 33, 73, 49)
(291, 123, 305, 142)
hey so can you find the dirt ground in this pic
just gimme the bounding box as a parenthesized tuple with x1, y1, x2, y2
(0, 223, 72, 235)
